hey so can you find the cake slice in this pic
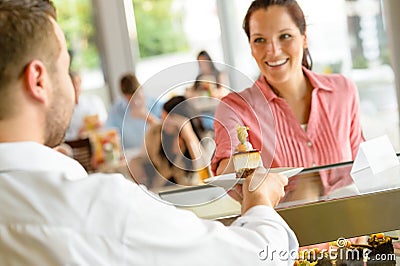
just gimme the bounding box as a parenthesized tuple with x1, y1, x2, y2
(232, 125, 262, 178)
(233, 150, 262, 178)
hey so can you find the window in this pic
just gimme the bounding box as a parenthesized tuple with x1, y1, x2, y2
(132, 0, 224, 99)
(133, 0, 188, 58)
(53, 0, 105, 91)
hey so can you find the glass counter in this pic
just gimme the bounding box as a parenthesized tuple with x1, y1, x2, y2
(158, 159, 400, 246)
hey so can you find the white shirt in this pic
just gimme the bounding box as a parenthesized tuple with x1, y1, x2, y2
(0, 142, 298, 265)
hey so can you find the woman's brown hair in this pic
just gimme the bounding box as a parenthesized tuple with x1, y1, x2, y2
(243, 0, 312, 70)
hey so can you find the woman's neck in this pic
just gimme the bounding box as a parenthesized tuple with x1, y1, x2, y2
(269, 69, 311, 101)
(268, 69, 313, 124)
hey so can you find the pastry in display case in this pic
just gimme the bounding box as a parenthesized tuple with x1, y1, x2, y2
(295, 233, 398, 266)
(295, 247, 332, 266)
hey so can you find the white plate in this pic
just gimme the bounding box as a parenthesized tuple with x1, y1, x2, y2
(203, 167, 304, 190)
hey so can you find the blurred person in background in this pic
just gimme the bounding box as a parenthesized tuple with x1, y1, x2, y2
(130, 96, 210, 188)
(188, 50, 229, 99)
(185, 50, 230, 131)
(65, 71, 107, 141)
(104, 73, 161, 155)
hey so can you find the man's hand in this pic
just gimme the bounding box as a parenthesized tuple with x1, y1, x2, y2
(228, 167, 288, 215)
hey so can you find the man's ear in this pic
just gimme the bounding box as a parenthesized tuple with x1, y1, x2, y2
(23, 60, 49, 105)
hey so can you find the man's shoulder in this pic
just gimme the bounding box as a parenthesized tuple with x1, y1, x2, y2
(68, 172, 143, 211)
(86, 172, 139, 191)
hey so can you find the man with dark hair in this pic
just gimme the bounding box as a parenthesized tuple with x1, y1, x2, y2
(0, 0, 74, 147)
(105, 72, 160, 150)
(0, 0, 298, 265)
(120, 73, 141, 95)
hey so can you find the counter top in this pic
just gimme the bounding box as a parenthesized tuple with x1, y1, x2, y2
(158, 160, 400, 246)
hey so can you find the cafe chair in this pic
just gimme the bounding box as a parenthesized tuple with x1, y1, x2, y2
(65, 138, 94, 173)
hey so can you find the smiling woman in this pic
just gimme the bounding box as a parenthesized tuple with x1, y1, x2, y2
(212, 0, 365, 175)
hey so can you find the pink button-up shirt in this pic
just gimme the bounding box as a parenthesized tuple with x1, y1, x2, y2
(212, 68, 364, 173)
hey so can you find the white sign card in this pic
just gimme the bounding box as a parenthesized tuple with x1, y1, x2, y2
(351, 135, 399, 175)
(350, 135, 400, 193)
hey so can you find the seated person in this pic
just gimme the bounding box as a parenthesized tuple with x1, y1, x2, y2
(65, 71, 107, 141)
(186, 50, 230, 99)
(130, 96, 209, 188)
(104, 73, 160, 152)
(185, 50, 230, 130)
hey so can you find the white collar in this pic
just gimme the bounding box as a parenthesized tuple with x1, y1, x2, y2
(0, 141, 88, 180)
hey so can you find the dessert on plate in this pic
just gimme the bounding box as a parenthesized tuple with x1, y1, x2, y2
(232, 125, 262, 178)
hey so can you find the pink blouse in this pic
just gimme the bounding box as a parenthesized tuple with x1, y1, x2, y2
(211, 67, 365, 173)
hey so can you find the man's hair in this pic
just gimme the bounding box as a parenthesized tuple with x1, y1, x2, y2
(0, 0, 58, 119)
(120, 73, 141, 95)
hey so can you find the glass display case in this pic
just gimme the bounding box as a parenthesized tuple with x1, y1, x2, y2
(158, 159, 400, 247)
(276, 161, 400, 246)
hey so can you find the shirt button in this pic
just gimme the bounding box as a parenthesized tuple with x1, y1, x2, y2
(312, 162, 316, 167)
(307, 141, 312, 147)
